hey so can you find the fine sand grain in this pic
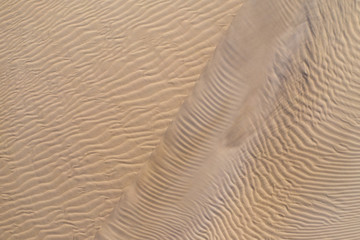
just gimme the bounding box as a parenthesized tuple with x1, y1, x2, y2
(1, 0, 360, 239)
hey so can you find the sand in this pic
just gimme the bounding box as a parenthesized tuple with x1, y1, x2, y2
(1, 0, 360, 239)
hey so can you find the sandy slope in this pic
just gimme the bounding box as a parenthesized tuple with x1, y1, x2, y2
(0, 0, 242, 239)
(96, 0, 360, 239)
(1, 0, 360, 239)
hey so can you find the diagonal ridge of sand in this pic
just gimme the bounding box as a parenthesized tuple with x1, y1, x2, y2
(96, 0, 360, 239)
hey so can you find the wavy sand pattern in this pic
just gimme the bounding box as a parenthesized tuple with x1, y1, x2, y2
(1, 0, 360, 239)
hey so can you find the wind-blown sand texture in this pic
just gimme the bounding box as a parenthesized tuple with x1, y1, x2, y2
(1, 0, 360, 239)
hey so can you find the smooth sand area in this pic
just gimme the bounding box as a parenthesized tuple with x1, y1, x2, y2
(1, 0, 360, 239)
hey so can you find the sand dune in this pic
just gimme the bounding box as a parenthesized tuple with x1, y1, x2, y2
(0, 0, 242, 239)
(96, 0, 360, 239)
(1, 0, 360, 239)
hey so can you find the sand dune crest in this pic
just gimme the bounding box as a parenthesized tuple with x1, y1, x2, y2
(97, 0, 360, 239)
(1, 0, 359, 239)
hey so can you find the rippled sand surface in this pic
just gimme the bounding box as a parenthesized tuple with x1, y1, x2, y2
(1, 0, 360, 239)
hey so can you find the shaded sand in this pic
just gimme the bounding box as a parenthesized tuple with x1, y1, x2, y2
(96, 0, 360, 239)
(1, 0, 360, 239)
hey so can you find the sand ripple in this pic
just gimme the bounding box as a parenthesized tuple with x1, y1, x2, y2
(1, 0, 360, 239)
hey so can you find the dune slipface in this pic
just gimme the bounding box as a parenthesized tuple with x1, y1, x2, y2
(1, 0, 360, 239)
(96, 0, 360, 239)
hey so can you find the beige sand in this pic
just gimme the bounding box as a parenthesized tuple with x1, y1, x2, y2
(1, 0, 360, 239)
